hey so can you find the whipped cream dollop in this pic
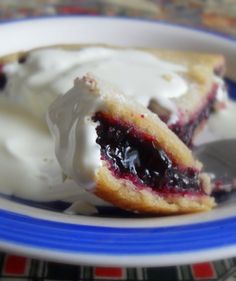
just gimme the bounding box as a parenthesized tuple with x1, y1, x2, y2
(2, 47, 188, 123)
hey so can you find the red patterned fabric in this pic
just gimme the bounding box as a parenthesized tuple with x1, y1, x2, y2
(192, 263, 216, 280)
(95, 267, 124, 279)
(4, 255, 27, 275)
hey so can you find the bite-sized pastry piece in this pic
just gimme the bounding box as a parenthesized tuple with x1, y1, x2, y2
(0, 45, 227, 145)
(47, 74, 215, 215)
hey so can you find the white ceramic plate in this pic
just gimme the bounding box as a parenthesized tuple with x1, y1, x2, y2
(0, 16, 236, 267)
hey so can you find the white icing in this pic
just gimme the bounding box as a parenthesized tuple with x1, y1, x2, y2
(47, 78, 104, 190)
(2, 47, 188, 123)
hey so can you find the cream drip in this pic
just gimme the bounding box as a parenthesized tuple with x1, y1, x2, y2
(47, 77, 105, 190)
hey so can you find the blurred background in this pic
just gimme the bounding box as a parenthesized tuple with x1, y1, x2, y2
(0, 0, 235, 37)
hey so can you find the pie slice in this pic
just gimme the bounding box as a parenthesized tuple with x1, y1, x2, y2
(0, 45, 227, 146)
(47, 74, 215, 214)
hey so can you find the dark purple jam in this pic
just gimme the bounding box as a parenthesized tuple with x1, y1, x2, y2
(170, 95, 216, 147)
(93, 112, 201, 194)
(0, 72, 7, 90)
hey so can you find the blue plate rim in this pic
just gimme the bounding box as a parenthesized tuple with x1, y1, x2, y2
(1, 208, 236, 266)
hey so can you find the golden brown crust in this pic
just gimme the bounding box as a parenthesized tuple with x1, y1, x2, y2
(145, 48, 225, 72)
(95, 166, 215, 214)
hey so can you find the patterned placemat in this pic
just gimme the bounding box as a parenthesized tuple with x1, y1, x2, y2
(1, 253, 236, 281)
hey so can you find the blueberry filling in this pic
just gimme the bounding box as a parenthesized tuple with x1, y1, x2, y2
(93, 112, 202, 194)
(170, 95, 216, 146)
(0, 72, 7, 90)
